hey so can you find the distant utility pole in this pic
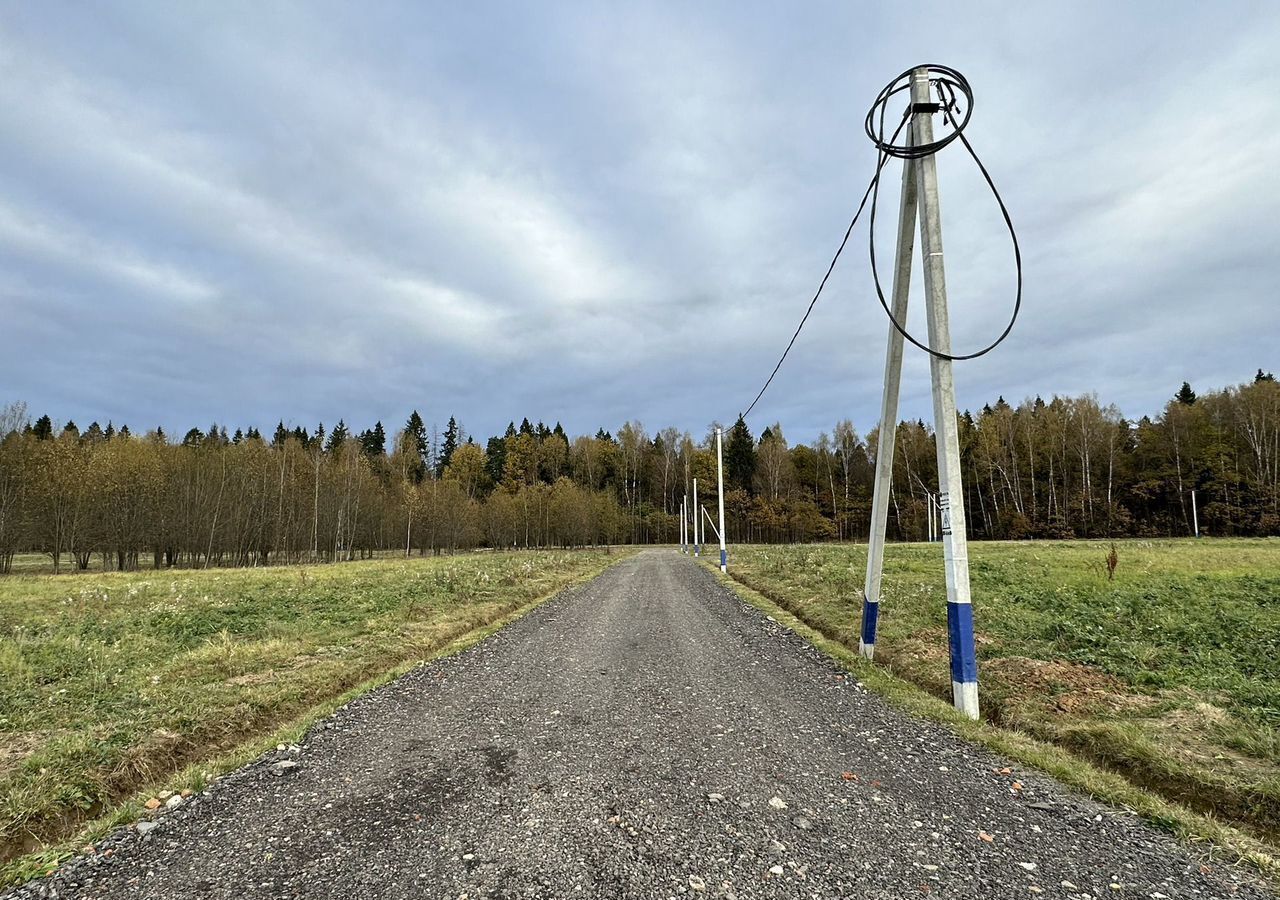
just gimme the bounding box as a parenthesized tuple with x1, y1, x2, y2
(861, 67, 980, 720)
(683, 496, 689, 552)
(716, 426, 728, 572)
(679, 496, 686, 553)
(693, 477, 700, 557)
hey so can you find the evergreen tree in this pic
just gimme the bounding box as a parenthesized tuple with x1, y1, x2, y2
(326, 420, 348, 453)
(360, 421, 387, 457)
(312, 423, 326, 449)
(104, 421, 116, 440)
(402, 411, 429, 482)
(405, 411, 428, 462)
(726, 416, 756, 493)
(83, 421, 104, 442)
(232, 428, 244, 444)
(63, 420, 79, 438)
(504, 421, 517, 440)
(437, 416, 459, 476)
(485, 435, 507, 485)
(120, 424, 132, 439)
(1176, 382, 1197, 405)
(273, 421, 289, 446)
(182, 427, 205, 447)
(1256, 368, 1276, 383)
(519, 418, 534, 436)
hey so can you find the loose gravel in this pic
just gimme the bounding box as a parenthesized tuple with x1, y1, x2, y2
(9, 550, 1273, 899)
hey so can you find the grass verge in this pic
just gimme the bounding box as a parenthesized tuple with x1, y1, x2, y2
(0, 549, 631, 886)
(700, 543, 1279, 883)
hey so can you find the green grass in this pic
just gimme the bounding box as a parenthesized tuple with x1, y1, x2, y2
(712, 539, 1280, 850)
(0, 549, 629, 882)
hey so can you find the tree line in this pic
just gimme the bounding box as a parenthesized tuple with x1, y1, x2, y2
(0, 370, 1276, 573)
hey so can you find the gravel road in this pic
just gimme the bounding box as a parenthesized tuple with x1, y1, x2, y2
(12, 550, 1272, 899)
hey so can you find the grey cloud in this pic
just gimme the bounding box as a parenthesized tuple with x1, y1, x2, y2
(1, 1, 1277, 441)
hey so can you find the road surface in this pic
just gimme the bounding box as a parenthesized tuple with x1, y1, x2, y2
(12, 550, 1271, 899)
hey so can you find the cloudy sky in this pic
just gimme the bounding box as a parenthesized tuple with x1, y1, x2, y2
(2, 2, 1277, 444)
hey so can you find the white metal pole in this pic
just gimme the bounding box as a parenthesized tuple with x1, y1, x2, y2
(680, 497, 685, 552)
(912, 67, 979, 720)
(716, 426, 727, 572)
(860, 127, 918, 661)
(1191, 489, 1199, 538)
(693, 477, 700, 556)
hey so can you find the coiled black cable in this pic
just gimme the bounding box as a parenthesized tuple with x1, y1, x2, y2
(738, 64, 1021, 418)
(866, 64, 1022, 361)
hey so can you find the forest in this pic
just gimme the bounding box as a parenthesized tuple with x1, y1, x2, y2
(0, 371, 1277, 573)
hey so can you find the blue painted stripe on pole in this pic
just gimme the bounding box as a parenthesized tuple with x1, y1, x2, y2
(860, 599, 879, 646)
(720, 549, 727, 568)
(947, 601, 978, 684)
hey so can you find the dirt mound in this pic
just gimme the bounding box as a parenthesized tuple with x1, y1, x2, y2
(983, 656, 1154, 715)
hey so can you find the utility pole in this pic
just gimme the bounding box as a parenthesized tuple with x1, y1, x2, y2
(693, 477, 700, 556)
(1191, 489, 1199, 538)
(716, 426, 727, 572)
(860, 67, 980, 720)
(680, 496, 686, 552)
(860, 102, 918, 663)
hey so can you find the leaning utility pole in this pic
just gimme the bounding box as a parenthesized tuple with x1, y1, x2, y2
(716, 426, 727, 572)
(861, 67, 980, 720)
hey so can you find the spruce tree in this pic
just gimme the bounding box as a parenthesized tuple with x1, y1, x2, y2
(726, 416, 756, 493)
(273, 421, 289, 446)
(438, 416, 459, 476)
(1176, 382, 1197, 405)
(360, 421, 387, 457)
(326, 420, 348, 453)
(485, 435, 507, 485)
(32, 415, 52, 440)
(63, 420, 79, 438)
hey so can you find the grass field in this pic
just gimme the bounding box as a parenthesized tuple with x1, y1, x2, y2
(0, 549, 627, 881)
(716, 539, 1280, 848)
